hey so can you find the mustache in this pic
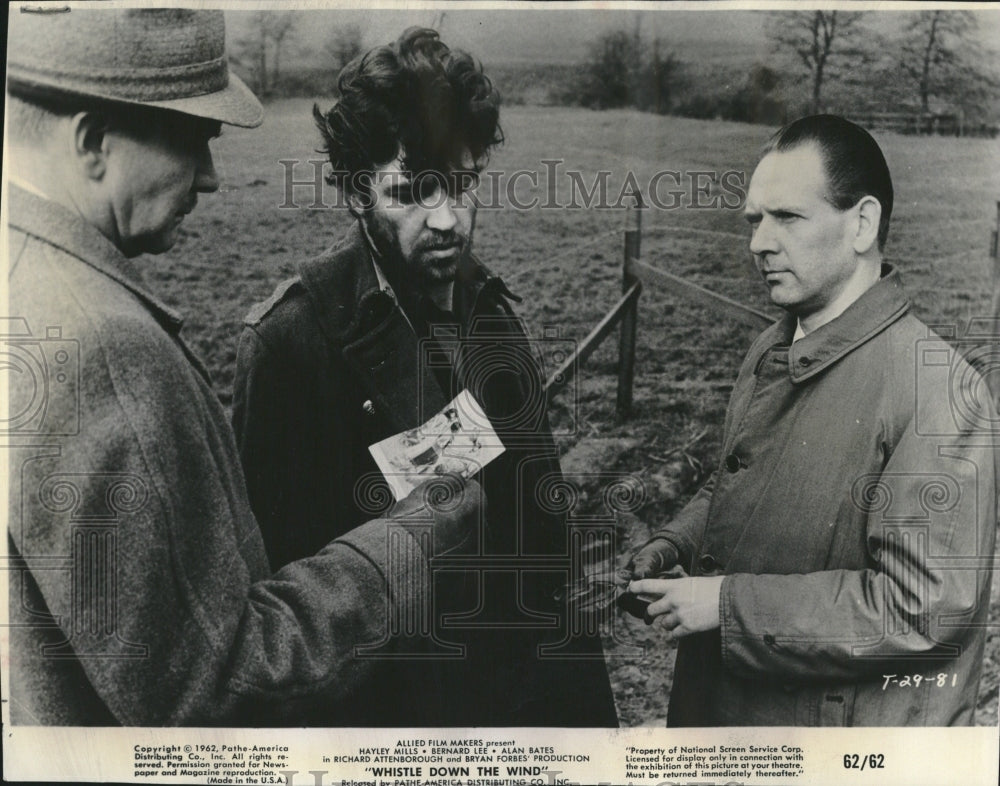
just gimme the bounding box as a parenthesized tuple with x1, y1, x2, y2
(416, 233, 465, 253)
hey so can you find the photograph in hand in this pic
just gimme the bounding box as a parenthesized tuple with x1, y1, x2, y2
(368, 389, 505, 499)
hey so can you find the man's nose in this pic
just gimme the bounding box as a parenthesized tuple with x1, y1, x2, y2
(749, 216, 776, 257)
(425, 196, 459, 232)
(194, 145, 220, 193)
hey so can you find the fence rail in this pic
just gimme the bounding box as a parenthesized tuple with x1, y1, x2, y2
(850, 111, 1000, 139)
(542, 201, 775, 419)
(544, 195, 1000, 419)
(543, 282, 640, 409)
(632, 257, 774, 329)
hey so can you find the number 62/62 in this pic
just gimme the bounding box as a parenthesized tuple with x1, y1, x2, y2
(843, 754, 885, 770)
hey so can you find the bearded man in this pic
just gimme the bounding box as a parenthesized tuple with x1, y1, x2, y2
(233, 27, 618, 726)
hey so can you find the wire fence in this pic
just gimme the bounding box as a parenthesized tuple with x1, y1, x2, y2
(542, 198, 1000, 419)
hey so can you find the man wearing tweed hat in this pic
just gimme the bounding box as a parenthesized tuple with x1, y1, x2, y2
(5, 7, 480, 726)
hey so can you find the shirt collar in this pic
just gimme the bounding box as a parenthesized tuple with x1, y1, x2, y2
(357, 217, 398, 300)
(355, 219, 420, 335)
(784, 264, 910, 382)
(352, 218, 521, 329)
(792, 265, 880, 343)
(792, 321, 805, 344)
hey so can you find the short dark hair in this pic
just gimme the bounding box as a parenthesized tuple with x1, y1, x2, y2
(313, 27, 503, 195)
(762, 114, 893, 251)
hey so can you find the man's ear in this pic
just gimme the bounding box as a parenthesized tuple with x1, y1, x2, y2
(346, 191, 365, 220)
(346, 184, 378, 221)
(69, 111, 110, 180)
(852, 195, 881, 255)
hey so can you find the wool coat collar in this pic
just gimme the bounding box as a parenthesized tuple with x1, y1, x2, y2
(750, 263, 911, 383)
(8, 184, 217, 384)
(8, 184, 185, 335)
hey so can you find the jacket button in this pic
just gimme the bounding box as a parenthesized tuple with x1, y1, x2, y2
(699, 554, 718, 572)
(798, 356, 813, 367)
(362, 399, 375, 415)
(724, 454, 742, 473)
(763, 634, 776, 646)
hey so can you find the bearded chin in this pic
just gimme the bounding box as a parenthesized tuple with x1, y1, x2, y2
(364, 213, 468, 289)
(418, 241, 466, 281)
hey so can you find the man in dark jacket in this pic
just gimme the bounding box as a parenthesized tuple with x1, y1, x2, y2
(5, 8, 480, 728)
(627, 115, 997, 726)
(233, 27, 618, 726)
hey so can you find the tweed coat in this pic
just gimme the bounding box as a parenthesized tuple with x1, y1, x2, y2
(5, 186, 472, 725)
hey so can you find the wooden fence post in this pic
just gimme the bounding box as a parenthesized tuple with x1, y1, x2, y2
(991, 200, 1000, 261)
(617, 198, 642, 420)
(991, 201, 1000, 324)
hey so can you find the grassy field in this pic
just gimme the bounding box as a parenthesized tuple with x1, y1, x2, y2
(154, 99, 1000, 726)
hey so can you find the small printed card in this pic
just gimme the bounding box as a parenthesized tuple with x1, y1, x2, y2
(368, 389, 505, 500)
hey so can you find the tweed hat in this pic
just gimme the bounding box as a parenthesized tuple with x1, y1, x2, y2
(7, 7, 263, 128)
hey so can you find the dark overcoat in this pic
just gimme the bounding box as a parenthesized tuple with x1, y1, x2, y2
(234, 224, 618, 726)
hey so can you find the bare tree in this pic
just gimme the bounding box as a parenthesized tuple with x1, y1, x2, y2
(649, 37, 680, 115)
(768, 11, 867, 114)
(231, 12, 297, 95)
(230, 12, 268, 94)
(574, 28, 683, 114)
(327, 24, 364, 73)
(577, 30, 642, 109)
(267, 13, 296, 84)
(898, 10, 998, 116)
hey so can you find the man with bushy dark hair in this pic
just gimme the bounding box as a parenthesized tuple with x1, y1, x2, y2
(233, 28, 618, 726)
(316, 27, 502, 205)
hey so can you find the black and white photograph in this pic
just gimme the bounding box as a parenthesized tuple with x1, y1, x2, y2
(369, 390, 505, 500)
(3, 1, 999, 783)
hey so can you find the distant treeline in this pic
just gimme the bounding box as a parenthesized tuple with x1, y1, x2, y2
(246, 60, 999, 139)
(232, 12, 1000, 138)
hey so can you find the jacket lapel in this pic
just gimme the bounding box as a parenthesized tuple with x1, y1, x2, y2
(342, 309, 449, 433)
(298, 225, 449, 433)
